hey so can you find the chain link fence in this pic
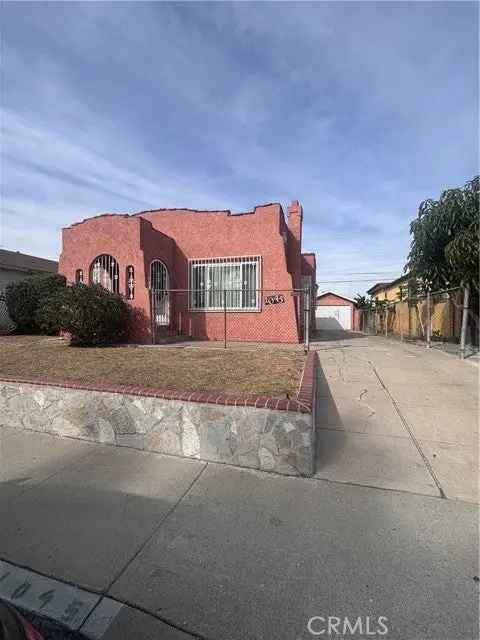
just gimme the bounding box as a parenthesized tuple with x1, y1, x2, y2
(0, 292, 16, 335)
(0, 287, 314, 349)
(149, 288, 313, 350)
(359, 286, 478, 358)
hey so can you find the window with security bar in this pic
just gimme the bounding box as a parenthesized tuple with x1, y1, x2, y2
(90, 254, 119, 293)
(126, 265, 135, 300)
(189, 256, 260, 310)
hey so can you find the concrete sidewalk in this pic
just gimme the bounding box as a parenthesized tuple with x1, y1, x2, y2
(312, 333, 478, 503)
(0, 426, 478, 639)
(0, 334, 478, 639)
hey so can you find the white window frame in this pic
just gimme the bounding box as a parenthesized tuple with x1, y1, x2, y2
(189, 256, 261, 312)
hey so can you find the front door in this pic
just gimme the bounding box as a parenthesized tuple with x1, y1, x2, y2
(150, 260, 170, 329)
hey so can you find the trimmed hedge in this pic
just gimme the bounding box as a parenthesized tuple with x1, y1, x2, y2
(6, 274, 66, 334)
(39, 283, 131, 346)
(35, 287, 68, 336)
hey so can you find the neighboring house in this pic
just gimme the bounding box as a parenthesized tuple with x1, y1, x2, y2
(0, 249, 58, 293)
(59, 201, 316, 344)
(367, 274, 411, 302)
(315, 291, 355, 331)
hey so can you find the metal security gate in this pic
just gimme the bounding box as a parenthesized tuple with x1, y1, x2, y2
(150, 260, 170, 332)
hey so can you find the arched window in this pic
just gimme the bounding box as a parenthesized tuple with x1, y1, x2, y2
(126, 265, 135, 300)
(75, 269, 84, 284)
(90, 255, 119, 293)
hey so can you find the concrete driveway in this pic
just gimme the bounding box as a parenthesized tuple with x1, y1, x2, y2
(0, 335, 478, 639)
(312, 332, 478, 503)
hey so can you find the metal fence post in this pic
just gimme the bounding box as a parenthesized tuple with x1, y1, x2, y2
(408, 297, 412, 340)
(460, 285, 470, 359)
(223, 289, 227, 349)
(149, 289, 156, 345)
(304, 290, 310, 353)
(426, 290, 431, 348)
(399, 301, 403, 341)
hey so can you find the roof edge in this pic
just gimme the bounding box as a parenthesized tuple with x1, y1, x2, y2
(367, 273, 411, 295)
(63, 213, 133, 231)
(316, 291, 355, 304)
(63, 202, 286, 231)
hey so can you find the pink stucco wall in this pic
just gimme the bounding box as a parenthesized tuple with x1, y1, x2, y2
(59, 202, 316, 344)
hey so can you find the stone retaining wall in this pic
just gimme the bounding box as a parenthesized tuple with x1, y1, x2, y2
(0, 354, 316, 476)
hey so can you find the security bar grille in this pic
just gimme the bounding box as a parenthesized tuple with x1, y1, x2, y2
(150, 259, 170, 326)
(189, 256, 260, 311)
(126, 265, 135, 300)
(90, 254, 119, 293)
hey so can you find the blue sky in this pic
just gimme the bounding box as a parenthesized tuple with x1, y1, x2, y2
(1, 1, 478, 297)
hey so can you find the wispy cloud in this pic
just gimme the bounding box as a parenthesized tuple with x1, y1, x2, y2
(1, 1, 477, 296)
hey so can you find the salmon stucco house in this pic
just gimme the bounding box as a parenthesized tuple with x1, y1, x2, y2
(59, 200, 316, 344)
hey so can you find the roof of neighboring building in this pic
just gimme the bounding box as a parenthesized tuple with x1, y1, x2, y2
(367, 273, 410, 296)
(316, 291, 355, 304)
(0, 249, 58, 274)
(366, 282, 391, 295)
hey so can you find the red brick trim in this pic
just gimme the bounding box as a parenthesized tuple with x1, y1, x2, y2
(0, 352, 316, 414)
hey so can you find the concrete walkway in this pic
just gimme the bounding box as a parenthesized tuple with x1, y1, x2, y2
(0, 334, 478, 639)
(312, 332, 478, 503)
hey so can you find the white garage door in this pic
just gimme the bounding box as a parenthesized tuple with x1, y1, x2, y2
(315, 305, 352, 331)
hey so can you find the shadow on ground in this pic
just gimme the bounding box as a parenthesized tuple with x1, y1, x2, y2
(314, 361, 346, 470)
(0, 423, 478, 640)
(311, 329, 366, 343)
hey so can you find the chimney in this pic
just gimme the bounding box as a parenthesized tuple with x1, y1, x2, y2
(288, 200, 303, 249)
(288, 200, 303, 289)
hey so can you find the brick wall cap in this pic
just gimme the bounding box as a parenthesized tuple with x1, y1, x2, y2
(0, 352, 316, 414)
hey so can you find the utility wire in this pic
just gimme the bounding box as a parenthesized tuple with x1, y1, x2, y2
(316, 278, 400, 284)
(317, 271, 401, 276)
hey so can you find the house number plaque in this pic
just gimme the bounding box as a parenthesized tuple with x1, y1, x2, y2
(265, 294, 285, 305)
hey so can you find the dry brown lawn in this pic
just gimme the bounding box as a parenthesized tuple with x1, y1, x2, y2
(0, 335, 305, 398)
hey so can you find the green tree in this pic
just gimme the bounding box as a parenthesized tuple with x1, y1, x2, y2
(354, 294, 368, 308)
(406, 176, 479, 289)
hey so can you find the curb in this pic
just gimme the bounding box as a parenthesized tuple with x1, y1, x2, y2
(0, 559, 196, 639)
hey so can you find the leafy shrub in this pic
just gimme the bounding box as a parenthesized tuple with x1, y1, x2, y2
(36, 287, 70, 335)
(45, 284, 131, 346)
(6, 274, 66, 334)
